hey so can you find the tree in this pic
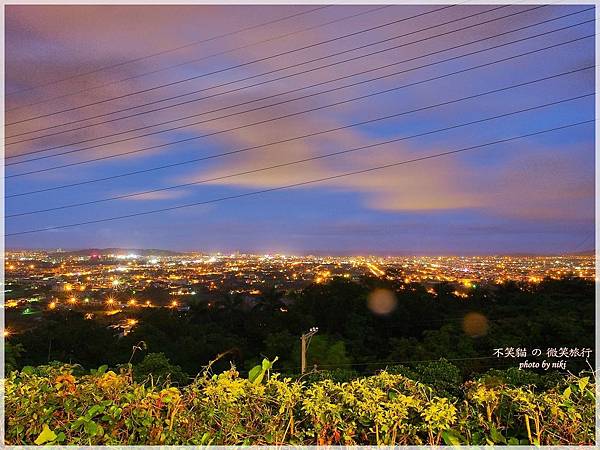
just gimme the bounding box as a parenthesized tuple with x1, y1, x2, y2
(291, 334, 352, 371)
(133, 352, 189, 385)
(5, 342, 24, 373)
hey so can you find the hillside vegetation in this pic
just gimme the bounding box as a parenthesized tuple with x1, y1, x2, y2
(5, 363, 595, 445)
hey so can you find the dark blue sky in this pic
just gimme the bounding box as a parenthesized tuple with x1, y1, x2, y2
(4, 4, 595, 254)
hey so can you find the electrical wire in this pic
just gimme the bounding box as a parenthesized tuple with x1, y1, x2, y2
(5, 6, 392, 112)
(4, 5, 332, 98)
(6, 119, 593, 237)
(6, 4, 460, 126)
(5, 5, 516, 136)
(7, 8, 592, 151)
(5, 91, 592, 218)
(6, 33, 593, 175)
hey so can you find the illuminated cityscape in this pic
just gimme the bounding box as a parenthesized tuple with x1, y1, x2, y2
(2, 3, 597, 445)
(5, 248, 595, 336)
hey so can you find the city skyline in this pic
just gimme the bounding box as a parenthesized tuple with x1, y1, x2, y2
(5, 4, 595, 254)
(4, 245, 595, 257)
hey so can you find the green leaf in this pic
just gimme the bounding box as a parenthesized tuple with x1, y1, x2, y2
(490, 425, 506, 444)
(22, 366, 35, 376)
(97, 365, 108, 375)
(87, 404, 105, 417)
(34, 424, 57, 445)
(261, 356, 278, 371)
(578, 377, 589, 392)
(248, 365, 264, 384)
(508, 437, 519, 445)
(471, 431, 483, 445)
(200, 432, 211, 445)
(441, 430, 463, 446)
(72, 417, 88, 430)
(84, 420, 98, 436)
(562, 386, 572, 400)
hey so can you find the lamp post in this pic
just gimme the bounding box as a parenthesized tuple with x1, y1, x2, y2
(301, 326, 318, 374)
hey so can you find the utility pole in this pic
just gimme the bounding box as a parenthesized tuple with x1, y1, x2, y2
(301, 327, 318, 374)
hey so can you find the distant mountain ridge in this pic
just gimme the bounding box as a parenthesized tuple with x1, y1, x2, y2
(8, 247, 594, 257)
(50, 248, 188, 257)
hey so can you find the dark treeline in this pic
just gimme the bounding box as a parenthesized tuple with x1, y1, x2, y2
(8, 276, 594, 382)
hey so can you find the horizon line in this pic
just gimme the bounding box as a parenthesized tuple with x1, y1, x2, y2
(5, 246, 595, 258)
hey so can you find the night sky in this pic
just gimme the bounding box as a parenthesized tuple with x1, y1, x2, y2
(4, 4, 595, 255)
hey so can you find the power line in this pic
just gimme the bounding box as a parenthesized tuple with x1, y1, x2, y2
(6, 119, 593, 236)
(568, 233, 595, 254)
(5, 6, 393, 113)
(3, 5, 542, 146)
(5, 91, 592, 218)
(6, 5, 516, 137)
(7, 9, 592, 153)
(6, 34, 593, 175)
(4, 5, 332, 98)
(6, 4, 460, 126)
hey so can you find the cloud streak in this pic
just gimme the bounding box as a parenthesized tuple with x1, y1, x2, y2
(4, 4, 595, 253)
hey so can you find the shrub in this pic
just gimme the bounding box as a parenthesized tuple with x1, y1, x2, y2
(479, 367, 565, 390)
(300, 368, 361, 384)
(4, 364, 595, 445)
(132, 352, 189, 386)
(387, 358, 462, 398)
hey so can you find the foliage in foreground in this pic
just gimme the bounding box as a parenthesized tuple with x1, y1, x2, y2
(5, 364, 595, 445)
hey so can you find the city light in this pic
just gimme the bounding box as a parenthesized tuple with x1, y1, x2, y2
(2, 5, 595, 444)
(4, 251, 595, 339)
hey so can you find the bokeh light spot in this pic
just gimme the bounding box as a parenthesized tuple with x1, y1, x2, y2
(367, 288, 397, 315)
(462, 312, 489, 337)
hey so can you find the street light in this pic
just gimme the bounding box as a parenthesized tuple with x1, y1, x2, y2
(300, 326, 319, 374)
